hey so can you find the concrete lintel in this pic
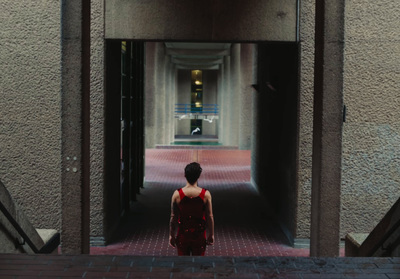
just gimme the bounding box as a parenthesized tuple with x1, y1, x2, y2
(176, 64, 220, 70)
(105, 0, 297, 41)
(171, 58, 224, 65)
(167, 48, 230, 57)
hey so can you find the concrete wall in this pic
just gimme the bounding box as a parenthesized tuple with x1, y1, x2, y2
(1, 0, 398, 249)
(0, 1, 62, 230)
(90, 0, 106, 242)
(296, 0, 400, 242)
(239, 44, 256, 150)
(295, 0, 316, 241)
(341, 0, 400, 236)
(145, 43, 176, 148)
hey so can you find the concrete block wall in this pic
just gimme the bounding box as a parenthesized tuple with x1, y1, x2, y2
(0, 1, 62, 231)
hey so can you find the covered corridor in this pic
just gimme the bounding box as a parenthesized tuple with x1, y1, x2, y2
(91, 149, 315, 257)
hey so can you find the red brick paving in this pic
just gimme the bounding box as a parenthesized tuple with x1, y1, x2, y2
(1, 149, 397, 278)
(91, 149, 312, 257)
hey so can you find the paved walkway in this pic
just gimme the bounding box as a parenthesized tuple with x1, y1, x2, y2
(91, 149, 310, 257)
(1, 149, 398, 278)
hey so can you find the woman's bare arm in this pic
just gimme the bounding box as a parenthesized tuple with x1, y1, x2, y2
(205, 190, 214, 245)
(169, 190, 180, 248)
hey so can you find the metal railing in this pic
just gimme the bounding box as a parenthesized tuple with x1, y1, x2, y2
(175, 104, 219, 115)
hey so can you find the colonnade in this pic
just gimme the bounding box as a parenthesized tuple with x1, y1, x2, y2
(145, 43, 256, 150)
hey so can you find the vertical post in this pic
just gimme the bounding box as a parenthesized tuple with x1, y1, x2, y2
(61, 0, 90, 254)
(310, 0, 345, 257)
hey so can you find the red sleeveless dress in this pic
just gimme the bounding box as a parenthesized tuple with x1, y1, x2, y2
(176, 188, 207, 256)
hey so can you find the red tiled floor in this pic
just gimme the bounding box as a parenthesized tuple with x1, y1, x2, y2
(90, 149, 328, 257)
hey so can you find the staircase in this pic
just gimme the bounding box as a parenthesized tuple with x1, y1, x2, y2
(345, 197, 400, 257)
(0, 179, 59, 254)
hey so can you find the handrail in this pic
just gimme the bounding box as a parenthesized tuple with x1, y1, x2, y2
(0, 179, 60, 254)
(175, 104, 219, 115)
(0, 199, 39, 253)
(355, 197, 400, 257)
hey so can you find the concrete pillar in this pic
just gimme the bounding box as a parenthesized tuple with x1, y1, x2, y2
(222, 55, 231, 146)
(217, 65, 224, 143)
(310, 0, 345, 257)
(229, 44, 241, 146)
(176, 70, 191, 135)
(167, 63, 176, 144)
(60, 0, 90, 254)
(155, 43, 166, 145)
(169, 62, 175, 143)
(202, 70, 218, 136)
(239, 44, 256, 150)
(145, 43, 157, 148)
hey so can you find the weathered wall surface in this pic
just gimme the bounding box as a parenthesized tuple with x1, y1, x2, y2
(296, 0, 400, 241)
(0, 1, 61, 230)
(296, 0, 315, 240)
(341, 0, 400, 236)
(90, 0, 106, 241)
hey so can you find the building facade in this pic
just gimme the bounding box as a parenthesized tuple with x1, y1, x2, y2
(0, 0, 399, 254)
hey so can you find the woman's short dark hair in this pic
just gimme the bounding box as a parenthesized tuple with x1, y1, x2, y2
(185, 162, 202, 185)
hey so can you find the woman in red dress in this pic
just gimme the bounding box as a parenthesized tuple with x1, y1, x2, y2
(169, 162, 214, 256)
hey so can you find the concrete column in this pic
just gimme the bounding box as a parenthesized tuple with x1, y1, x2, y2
(61, 0, 90, 254)
(310, 0, 345, 257)
(168, 60, 174, 143)
(166, 62, 175, 144)
(155, 43, 166, 145)
(217, 66, 224, 143)
(202, 70, 217, 136)
(222, 56, 231, 146)
(239, 44, 256, 150)
(229, 44, 241, 146)
(176, 70, 191, 135)
(145, 43, 157, 148)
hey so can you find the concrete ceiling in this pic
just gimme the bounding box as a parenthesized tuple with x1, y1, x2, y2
(165, 42, 231, 70)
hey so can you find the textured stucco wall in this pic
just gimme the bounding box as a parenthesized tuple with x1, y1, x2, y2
(296, 0, 400, 241)
(90, 0, 106, 239)
(0, 1, 62, 230)
(296, 0, 315, 240)
(341, 0, 400, 236)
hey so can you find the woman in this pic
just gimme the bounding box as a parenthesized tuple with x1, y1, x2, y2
(169, 162, 214, 256)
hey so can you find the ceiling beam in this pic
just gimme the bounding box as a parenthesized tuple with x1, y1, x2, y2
(171, 58, 223, 65)
(166, 48, 230, 57)
(176, 64, 220, 70)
